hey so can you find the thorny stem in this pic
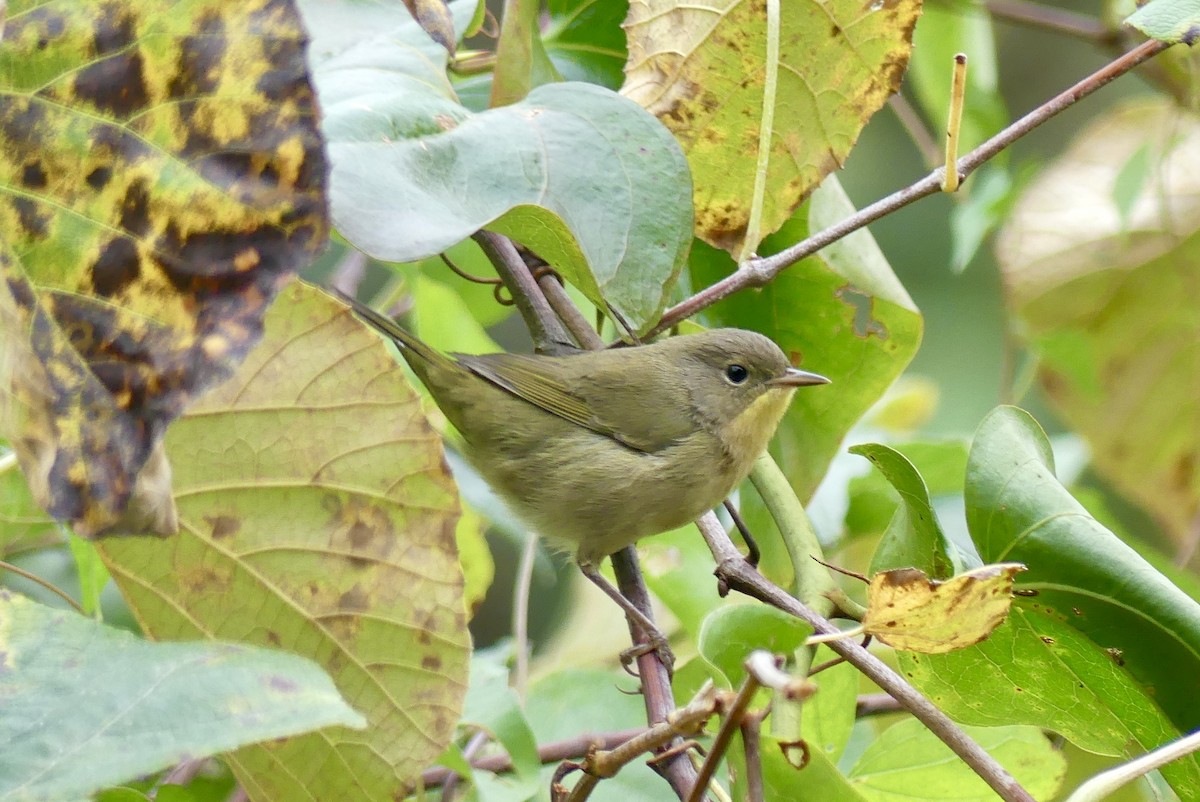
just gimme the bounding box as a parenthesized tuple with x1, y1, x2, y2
(648, 38, 1171, 338)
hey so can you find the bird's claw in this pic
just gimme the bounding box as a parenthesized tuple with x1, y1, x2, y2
(620, 634, 675, 676)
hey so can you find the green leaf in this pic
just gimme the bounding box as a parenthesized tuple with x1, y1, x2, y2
(966, 406, 1200, 734)
(461, 653, 541, 802)
(845, 440, 969, 542)
(317, 11, 693, 332)
(98, 283, 470, 802)
(66, 533, 108, 617)
(852, 444, 961, 578)
(0, 590, 364, 802)
(847, 719, 1065, 801)
(996, 98, 1200, 549)
(544, 0, 629, 89)
(801, 645, 858, 764)
(899, 605, 1200, 795)
(1125, 0, 1200, 42)
(697, 605, 812, 688)
(623, 0, 921, 257)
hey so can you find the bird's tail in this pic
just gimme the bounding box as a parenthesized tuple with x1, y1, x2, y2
(331, 288, 450, 369)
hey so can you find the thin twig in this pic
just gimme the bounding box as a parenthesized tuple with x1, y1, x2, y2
(442, 729, 489, 802)
(648, 39, 1171, 338)
(565, 683, 719, 802)
(0, 560, 85, 613)
(513, 535, 538, 702)
(688, 678, 759, 802)
(472, 231, 573, 350)
(1065, 729, 1200, 802)
(985, 0, 1116, 43)
(740, 709, 768, 802)
(722, 499, 760, 567)
(856, 693, 904, 718)
(942, 54, 968, 193)
(538, 272, 596, 349)
(695, 512, 1037, 802)
(421, 728, 648, 787)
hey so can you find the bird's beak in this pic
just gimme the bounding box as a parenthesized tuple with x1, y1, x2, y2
(768, 367, 831, 388)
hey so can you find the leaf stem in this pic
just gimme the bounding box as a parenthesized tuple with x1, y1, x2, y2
(739, 0, 782, 262)
(648, 38, 1171, 338)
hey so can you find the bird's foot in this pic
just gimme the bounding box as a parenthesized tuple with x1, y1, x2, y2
(620, 630, 675, 676)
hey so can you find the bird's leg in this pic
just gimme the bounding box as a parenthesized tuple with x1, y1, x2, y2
(577, 561, 675, 674)
(722, 499, 760, 567)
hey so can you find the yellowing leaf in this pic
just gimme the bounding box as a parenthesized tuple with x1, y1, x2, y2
(623, 0, 921, 257)
(864, 563, 1025, 653)
(0, 0, 328, 537)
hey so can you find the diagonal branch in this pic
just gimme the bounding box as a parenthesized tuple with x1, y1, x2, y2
(648, 38, 1171, 338)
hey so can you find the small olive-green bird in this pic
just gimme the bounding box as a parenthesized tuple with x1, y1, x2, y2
(341, 294, 829, 567)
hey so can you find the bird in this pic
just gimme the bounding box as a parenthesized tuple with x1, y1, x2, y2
(339, 291, 829, 660)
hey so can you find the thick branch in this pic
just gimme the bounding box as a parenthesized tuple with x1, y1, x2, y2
(649, 38, 1170, 337)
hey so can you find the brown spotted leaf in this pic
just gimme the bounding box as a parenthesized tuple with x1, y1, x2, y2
(622, 0, 921, 258)
(0, 0, 328, 537)
(98, 282, 469, 801)
(863, 563, 1025, 653)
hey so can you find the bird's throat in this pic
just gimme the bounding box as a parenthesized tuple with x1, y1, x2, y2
(720, 388, 797, 472)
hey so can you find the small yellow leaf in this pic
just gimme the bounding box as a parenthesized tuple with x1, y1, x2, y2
(864, 563, 1026, 653)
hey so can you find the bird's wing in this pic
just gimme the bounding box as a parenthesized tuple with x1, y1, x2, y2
(455, 353, 651, 451)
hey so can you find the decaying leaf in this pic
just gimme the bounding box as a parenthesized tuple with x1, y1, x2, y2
(0, 1, 329, 537)
(622, 0, 921, 257)
(864, 563, 1026, 653)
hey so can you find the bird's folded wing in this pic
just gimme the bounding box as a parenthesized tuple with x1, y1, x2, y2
(455, 353, 651, 452)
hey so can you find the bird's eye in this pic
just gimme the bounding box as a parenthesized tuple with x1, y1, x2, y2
(725, 364, 749, 384)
